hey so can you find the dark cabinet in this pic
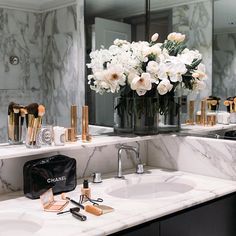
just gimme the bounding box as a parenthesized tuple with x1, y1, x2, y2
(111, 221, 159, 236)
(110, 193, 236, 236)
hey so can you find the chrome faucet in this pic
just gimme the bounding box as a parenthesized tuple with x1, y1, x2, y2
(116, 145, 144, 178)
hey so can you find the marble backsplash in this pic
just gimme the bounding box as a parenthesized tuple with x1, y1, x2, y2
(147, 135, 236, 181)
(213, 32, 236, 106)
(0, 140, 147, 194)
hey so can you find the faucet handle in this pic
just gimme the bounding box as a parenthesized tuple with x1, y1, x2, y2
(92, 172, 102, 183)
(136, 164, 144, 174)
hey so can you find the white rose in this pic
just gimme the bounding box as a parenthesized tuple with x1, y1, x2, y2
(167, 32, 177, 41)
(146, 61, 159, 74)
(167, 32, 185, 43)
(157, 79, 173, 95)
(151, 33, 159, 42)
(175, 33, 185, 42)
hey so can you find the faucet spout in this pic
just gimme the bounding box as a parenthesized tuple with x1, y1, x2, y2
(116, 145, 144, 179)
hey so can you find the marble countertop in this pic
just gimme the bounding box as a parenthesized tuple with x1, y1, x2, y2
(0, 167, 236, 236)
(0, 134, 157, 160)
(1, 123, 236, 161)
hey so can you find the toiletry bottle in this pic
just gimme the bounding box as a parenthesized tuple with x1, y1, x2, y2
(81, 179, 91, 201)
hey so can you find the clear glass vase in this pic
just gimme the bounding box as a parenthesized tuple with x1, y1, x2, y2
(114, 97, 133, 133)
(158, 88, 181, 133)
(133, 97, 159, 135)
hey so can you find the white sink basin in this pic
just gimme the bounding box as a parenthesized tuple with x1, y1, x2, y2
(0, 212, 43, 236)
(106, 176, 195, 199)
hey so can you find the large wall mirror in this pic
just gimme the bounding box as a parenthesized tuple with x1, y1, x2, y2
(213, 0, 236, 107)
(0, 0, 216, 143)
(0, 0, 84, 143)
(85, 0, 212, 127)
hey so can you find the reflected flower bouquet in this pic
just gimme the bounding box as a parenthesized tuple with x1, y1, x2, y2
(87, 32, 207, 98)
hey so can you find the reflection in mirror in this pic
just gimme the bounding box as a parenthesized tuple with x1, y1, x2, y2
(85, 0, 146, 127)
(0, 0, 83, 143)
(85, 0, 213, 128)
(213, 0, 236, 108)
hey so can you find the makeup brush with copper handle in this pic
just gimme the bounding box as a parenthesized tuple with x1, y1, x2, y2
(32, 105, 46, 143)
(26, 103, 38, 145)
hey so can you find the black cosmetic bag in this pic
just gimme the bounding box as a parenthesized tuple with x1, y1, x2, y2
(23, 155, 77, 199)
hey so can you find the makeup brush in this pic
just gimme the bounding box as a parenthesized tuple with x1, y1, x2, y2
(13, 104, 21, 141)
(8, 102, 15, 141)
(26, 103, 39, 118)
(26, 103, 39, 145)
(234, 97, 236, 112)
(37, 105, 46, 129)
(57, 207, 87, 221)
(31, 105, 46, 143)
(61, 194, 103, 216)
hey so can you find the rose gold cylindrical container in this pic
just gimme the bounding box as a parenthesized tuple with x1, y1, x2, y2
(71, 105, 77, 137)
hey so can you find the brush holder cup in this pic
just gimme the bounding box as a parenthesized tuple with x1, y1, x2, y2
(25, 125, 41, 149)
(8, 111, 24, 144)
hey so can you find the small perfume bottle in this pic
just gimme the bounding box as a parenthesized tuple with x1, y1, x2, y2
(81, 179, 91, 202)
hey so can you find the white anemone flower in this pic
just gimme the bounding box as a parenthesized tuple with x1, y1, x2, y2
(157, 79, 173, 95)
(178, 48, 202, 65)
(104, 65, 126, 93)
(158, 57, 187, 82)
(130, 73, 152, 96)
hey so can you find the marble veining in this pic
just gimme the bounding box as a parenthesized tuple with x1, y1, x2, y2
(0, 137, 148, 194)
(0, 168, 235, 236)
(42, 4, 80, 128)
(0, 3, 84, 142)
(173, 0, 212, 112)
(148, 135, 236, 180)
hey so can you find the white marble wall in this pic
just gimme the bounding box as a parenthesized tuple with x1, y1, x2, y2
(213, 33, 236, 104)
(42, 5, 82, 129)
(147, 135, 236, 181)
(173, 0, 212, 110)
(0, 2, 85, 142)
(0, 8, 43, 142)
(0, 141, 147, 194)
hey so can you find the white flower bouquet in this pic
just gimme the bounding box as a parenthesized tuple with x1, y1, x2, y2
(87, 32, 207, 133)
(87, 32, 207, 98)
